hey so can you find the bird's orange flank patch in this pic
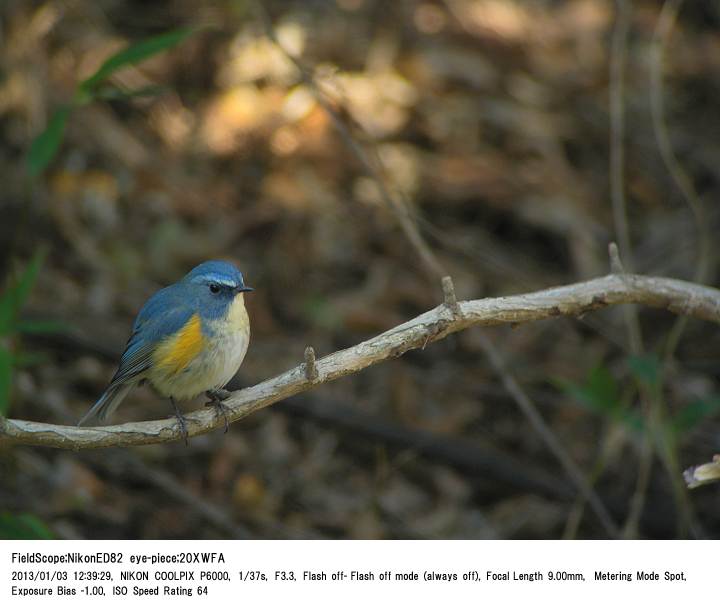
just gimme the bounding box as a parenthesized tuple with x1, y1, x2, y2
(153, 313, 205, 374)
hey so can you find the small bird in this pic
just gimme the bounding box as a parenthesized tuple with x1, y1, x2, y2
(78, 260, 253, 441)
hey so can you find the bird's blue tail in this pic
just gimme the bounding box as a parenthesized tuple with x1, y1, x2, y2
(77, 383, 134, 426)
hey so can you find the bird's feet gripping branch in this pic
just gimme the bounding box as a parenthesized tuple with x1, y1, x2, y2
(170, 396, 190, 445)
(205, 389, 232, 433)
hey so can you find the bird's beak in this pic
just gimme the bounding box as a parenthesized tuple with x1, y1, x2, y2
(237, 286, 254, 293)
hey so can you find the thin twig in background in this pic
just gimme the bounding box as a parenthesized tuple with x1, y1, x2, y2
(650, 0, 712, 356)
(610, 0, 634, 273)
(623, 437, 655, 537)
(608, 0, 642, 357)
(607, 0, 655, 539)
(648, 0, 709, 537)
(562, 423, 627, 539)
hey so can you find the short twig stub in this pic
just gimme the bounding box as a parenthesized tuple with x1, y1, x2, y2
(608, 242, 626, 275)
(441, 276, 461, 316)
(304, 346, 319, 381)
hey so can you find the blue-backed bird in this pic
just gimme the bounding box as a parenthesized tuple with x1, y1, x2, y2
(78, 260, 253, 442)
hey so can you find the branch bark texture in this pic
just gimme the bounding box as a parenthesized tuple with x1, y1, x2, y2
(2, 273, 719, 450)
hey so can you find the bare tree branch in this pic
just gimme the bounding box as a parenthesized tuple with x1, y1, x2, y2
(2, 273, 719, 450)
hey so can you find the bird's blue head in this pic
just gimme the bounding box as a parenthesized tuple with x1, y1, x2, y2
(181, 260, 253, 321)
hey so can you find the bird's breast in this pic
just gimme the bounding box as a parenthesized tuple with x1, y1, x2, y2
(223, 293, 250, 333)
(205, 294, 250, 357)
(202, 296, 250, 391)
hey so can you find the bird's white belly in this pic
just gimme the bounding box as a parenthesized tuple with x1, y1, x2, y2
(150, 297, 250, 400)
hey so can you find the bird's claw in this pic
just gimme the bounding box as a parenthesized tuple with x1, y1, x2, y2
(205, 389, 231, 433)
(174, 412, 189, 446)
(170, 397, 189, 446)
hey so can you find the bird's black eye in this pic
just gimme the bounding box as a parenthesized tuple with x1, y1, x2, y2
(209, 283, 220, 294)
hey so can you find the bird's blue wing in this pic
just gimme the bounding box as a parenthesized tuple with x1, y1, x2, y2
(109, 285, 196, 386)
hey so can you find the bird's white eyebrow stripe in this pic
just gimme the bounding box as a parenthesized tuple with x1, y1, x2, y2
(190, 273, 238, 286)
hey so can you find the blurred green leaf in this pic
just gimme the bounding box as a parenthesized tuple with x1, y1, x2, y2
(26, 106, 71, 176)
(559, 365, 619, 413)
(672, 396, 720, 434)
(628, 354, 661, 388)
(28, 29, 196, 180)
(557, 365, 643, 431)
(0, 348, 11, 416)
(0, 251, 45, 335)
(0, 513, 54, 540)
(80, 27, 195, 93)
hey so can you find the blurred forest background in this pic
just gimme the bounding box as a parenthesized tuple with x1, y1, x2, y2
(1, 0, 720, 539)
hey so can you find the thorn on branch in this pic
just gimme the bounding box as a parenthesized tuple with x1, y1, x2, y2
(442, 276, 461, 316)
(304, 346, 319, 381)
(608, 242, 626, 274)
